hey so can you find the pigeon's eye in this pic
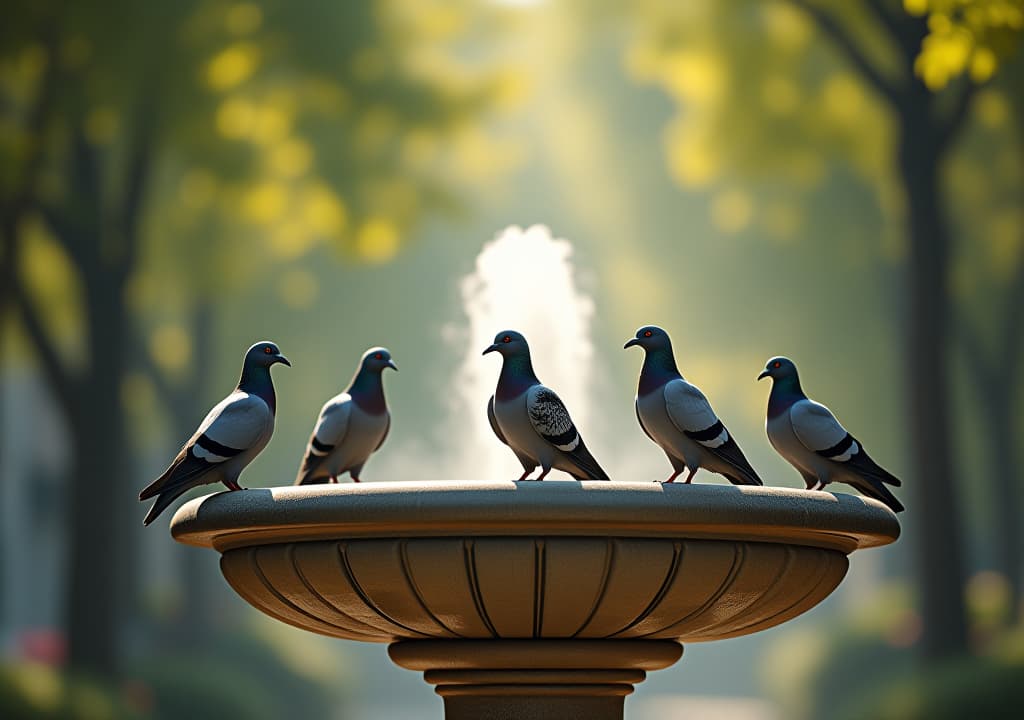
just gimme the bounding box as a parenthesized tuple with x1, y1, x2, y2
(375, 353, 383, 360)
(643, 330, 653, 338)
(773, 361, 781, 369)
(503, 336, 511, 343)
(264, 346, 273, 354)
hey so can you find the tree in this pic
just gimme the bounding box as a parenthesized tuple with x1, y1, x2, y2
(624, 0, 1023, 659)
(0, 0, 507, 677)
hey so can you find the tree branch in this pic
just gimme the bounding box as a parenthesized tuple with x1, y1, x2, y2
(118, 94, 159, 278)
(863, 0, 929, 66)
(1001, 247, 1024, 374)
(10, 271, 79, 415)
(128, 320, 182, 420)
(937, 78, 981, 149)
(788, 0, 902, 105)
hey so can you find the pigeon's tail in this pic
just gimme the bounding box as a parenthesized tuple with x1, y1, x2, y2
(843, 456, 904, 513)
(848, 472, 904, 513)
(140, 451, 215, 525)
(714, 437, 763, 486)
(294, 450, 330, 486)
(295, 470, 331, 486)
(566, 440, 610, 481)
(140, 448, 214, 500)
(143, 488, 189, 526)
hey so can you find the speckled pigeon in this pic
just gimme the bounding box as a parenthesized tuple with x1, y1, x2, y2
(139, 341, 290, 525)
(484, 330, 609, 481)
(295, 347, 396, 485)
(625, 326, 762, 486)
(759, 356, 904, 512)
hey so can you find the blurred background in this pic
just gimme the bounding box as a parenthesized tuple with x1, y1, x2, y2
(1, 0, 1022, 718)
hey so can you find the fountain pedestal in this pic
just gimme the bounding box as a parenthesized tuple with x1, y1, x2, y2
(171, 481, 899, 719)
(390, 639, 682, 720)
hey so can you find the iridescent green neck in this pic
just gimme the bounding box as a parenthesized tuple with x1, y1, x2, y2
(767, 374, 804, 419)
(239, 364, 276, 413)
(639, 347, 680, 396)
(497, 353, 539, 401)
(347, 367, 386, 414)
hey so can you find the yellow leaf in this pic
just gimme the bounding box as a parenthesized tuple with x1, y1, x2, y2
(356, 218, 400, 264)
(242, 182, 288, 224)
(215, 97, 254, 139)
(299, 183, 348, 236)
(149, 324, 191, 373)
(206, 43, 260, 91)
(969, 46, 998, 83)
(269, 138, 313, 178)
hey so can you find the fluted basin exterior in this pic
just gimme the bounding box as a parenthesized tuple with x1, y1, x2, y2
(171, 481, 899, 644)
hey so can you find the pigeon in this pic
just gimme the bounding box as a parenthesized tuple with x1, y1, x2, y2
(483, 330, 609, 481)
(758, 356, 904, 512)
(625, 326, 762, 486)
(140, 341, 290, 525)
(295, 347, 396, 485)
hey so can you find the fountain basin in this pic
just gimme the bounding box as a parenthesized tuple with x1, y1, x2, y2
(171, 481, 899, 719)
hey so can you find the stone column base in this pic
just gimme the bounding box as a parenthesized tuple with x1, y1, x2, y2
(389, 639, 683, 720)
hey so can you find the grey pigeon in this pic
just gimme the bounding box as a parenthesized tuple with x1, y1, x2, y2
(625, 326, 762, 486)
(483, 330, 609, 481)
(295, 347, 396, 485)
(759, 356, 903, 512)
(140, 341, 290, 525)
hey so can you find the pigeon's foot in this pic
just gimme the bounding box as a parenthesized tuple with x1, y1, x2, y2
(352, 477, 361, 483)
(683, 468, 697, 484)
(536, 468, 552, 481)
(665, 470, 683, 483)
(224, 479, 244, 491)
(517, 470, 533, 481)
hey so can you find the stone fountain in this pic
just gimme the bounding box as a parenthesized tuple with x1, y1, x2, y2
(171, 480, 899, 720)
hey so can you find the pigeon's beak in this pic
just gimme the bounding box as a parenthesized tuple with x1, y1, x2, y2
(757, 369, 770, 381)
(386, 359, 398, 371)
(623, 338, 640, 350)
(277, 355, 292, 367)
(482, 344, 499, 356)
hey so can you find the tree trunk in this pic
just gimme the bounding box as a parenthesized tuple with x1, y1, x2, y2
(176, 302, 219, 645)
(989, 394, 1021, 616)
(66, 269, 128, 677)
(897, 103, 969, 659)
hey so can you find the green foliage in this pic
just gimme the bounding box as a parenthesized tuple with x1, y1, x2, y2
(765, 594, 917, 716)
(135, 630, 341, 720)
(0, 663, 141, 720)
(764, 579, 1024, 720)
(838, 655, 1024, 720)
(906, 0, 1024, 89)
(0, 629, 341, 720)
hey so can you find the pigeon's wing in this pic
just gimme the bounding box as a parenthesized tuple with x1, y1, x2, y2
(487, 395, 509, 445)
(489, 395, 537, 474)
(194, 392, 271, 456)
(374, 412, 391, 452)
(634, 399, 655, 442)
(140, 392, 271, 524)
(527, 385, 609, 480)
(790, 399, 903, 511)
(789, 400, 851, 457)
(295, 394, 353, 485)
(664, 379, 761, 485)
